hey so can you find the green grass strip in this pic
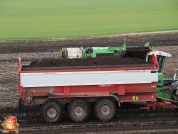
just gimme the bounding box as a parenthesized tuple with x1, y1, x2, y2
(0, 0, 178, 39)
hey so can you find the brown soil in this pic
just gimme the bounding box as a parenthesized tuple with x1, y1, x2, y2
(26, 56, 149, 68)
(0, 33, 178, 53)
(0, 108, 178, 134)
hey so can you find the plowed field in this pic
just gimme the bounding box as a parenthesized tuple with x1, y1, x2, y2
(0, 33, 178, 134)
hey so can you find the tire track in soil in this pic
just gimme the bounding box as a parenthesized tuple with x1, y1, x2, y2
(0, 109, 178, 134)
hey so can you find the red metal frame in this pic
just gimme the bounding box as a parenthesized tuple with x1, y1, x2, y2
(18, 54, 164, 108)
(20, 82, 157, 104)
(140, 102, 178, 109)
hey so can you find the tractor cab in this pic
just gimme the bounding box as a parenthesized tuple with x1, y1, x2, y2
(146, 51, 172, 73)
(146, 51, 178, 104)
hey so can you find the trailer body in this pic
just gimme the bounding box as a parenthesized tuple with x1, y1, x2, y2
(19, 54, 157, 102)
(18, 53, 178, 124)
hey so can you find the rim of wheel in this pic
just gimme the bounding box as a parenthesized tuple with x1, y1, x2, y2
(100, 105, 111, 117)
(74, 106, 84, 118)
(47, 107, 58, 119)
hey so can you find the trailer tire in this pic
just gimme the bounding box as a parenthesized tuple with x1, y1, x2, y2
(40, 100, 63, 124)
(94, 98, 116, 121)
(67, 99, 89, 123)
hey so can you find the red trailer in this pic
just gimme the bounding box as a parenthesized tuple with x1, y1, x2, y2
(18, 54, 174, 124)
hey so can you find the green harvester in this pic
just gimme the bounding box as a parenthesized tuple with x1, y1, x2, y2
(60, 38, 178, 103)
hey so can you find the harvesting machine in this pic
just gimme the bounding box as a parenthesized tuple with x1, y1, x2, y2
(60, 38, 151, 59)
(18, 39, 178, 124)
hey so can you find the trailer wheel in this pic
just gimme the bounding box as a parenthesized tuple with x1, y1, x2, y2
(40, 100, 63, 124)
(67, 99, 89, 123)
(94, 98, 116, 121)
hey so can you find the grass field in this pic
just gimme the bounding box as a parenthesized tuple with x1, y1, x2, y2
(0, 0, 178, 39)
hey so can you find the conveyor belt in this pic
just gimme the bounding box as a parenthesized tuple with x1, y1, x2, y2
(122, 47, 151, 58)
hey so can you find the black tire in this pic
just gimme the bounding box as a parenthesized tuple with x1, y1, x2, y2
(40, 100, 63, 124)
(67, 99, 89, 123)
(94, 98, 116, 121)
